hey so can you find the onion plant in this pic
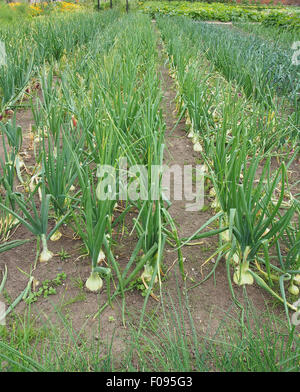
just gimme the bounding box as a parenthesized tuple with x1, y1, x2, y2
(233, 22, 300, 51)
(71, 178, 113, 294)
(0, 123, 19, 231)
(208, 128, 297, 287)
(40, 121, 81, 241)
(0, 239, 29, 255)
(0, 117, 26, 184)
(0, 128, 16, 196)
(0, 183, 66, 263)
(0, 193, 19, 242)
(103, 14, 181, 290)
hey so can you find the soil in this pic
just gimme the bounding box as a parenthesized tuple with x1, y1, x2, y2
(0, 21, 299, 363)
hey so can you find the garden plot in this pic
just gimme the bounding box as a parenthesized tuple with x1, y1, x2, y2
(0, 9, 299, 372)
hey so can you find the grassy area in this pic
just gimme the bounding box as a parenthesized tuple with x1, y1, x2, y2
(1, 288, 299, 372)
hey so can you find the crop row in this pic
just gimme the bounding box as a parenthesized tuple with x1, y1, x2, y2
(157, 15, 300, 319)
(158, 16, 300, 126)
(0, 12, 183, 322)
(0, 10, 120, 112)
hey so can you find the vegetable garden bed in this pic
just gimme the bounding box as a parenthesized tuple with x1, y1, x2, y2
(0, 7, 299, 372)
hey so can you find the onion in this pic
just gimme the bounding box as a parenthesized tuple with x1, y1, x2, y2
(288, 283, 299, 296)
(221, 229, 230, 243)
(141, 262, 158, 284)
(39, 234, 53, 262)
(293, 274, 300, 286)
(39, 249, 53, 263)
(85, 271, 103, 292)
(225, 252, 239, 265)
(187, 130, 194, 138)
(16, 155, 25, 169)
(233, 264, 254, 285)
(192, 135, 198, 144)
(233, 247, 253, 285)
(97, 249, 106, 265)
(193, 142, 203, 152)
(50, 230, 62, 241)
(34, 135, 42, 144)
(211, 199, 220, 210)
(209, 187, 216, 197)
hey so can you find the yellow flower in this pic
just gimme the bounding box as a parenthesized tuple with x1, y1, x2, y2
(8, 2, 22, 7)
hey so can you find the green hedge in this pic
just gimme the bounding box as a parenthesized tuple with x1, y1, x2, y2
(262, 12, 300, 30)
(139, 1, 300, 26)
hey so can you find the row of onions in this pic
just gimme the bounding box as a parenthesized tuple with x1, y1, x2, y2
(156, 15, 300, 325)
(0, 10, 121, 114)
(0, 9, 121, 243)
(0, 12, 182, 323)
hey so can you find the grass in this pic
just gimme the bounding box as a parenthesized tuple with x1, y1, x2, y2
(0, 284, 299, 372)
